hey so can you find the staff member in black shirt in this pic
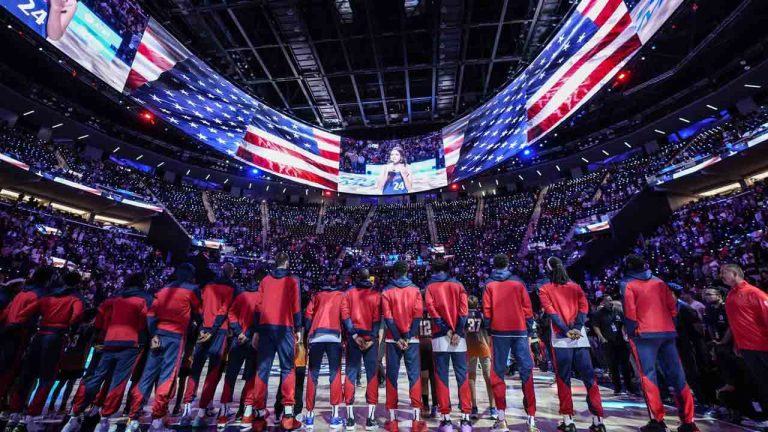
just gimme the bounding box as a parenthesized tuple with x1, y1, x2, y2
(591, 296, 635, 395)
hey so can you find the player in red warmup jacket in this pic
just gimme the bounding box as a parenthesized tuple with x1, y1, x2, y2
(128, 263, 202, 432)
(620, 255, 698, 432)
(62, 273, 152, 432)
(0, 267, 53, 421)
(539, 257, 605, 432)
(425, 257, 472, 432)
(343, 268, 381, 431)
(9, 270, 85, 431)
(481, 254, 537, 432)
(381, 260, 426, 432)
(303, 281, 350, 430)
(250, 252, 303, 432)
(183, 262, 238, 427)
(221, 276, 262, 425)
(721, 263, 768, 426)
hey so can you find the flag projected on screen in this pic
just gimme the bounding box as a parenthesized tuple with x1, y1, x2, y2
(525, 0, 641, 142)
(448, 75, 528, 180)
(127, 18, 257, 157)
(444, 0, 682, 182)
(1, 0, 683, 192)
(236, 107, 341, 191)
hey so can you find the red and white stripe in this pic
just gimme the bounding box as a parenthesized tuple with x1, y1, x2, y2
(526, 0, 641, 142)
(442, 117, 468, 180)
(125, 19, 190, 91)
(235, 125, 341, 191)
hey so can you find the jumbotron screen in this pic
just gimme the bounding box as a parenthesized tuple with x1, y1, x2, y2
(1, 0, 682, 194)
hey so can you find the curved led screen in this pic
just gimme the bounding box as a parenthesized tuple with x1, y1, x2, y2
(1, 0, 682, 193)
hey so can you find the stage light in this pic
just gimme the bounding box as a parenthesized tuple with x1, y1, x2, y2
(140, 111, 154, 122)
(449, 183, 459, 191)
(156, 162, 164, 167)
(523, 148, 532, 156)
(52, 123, 63, 129)
(250, 168, 260, 176)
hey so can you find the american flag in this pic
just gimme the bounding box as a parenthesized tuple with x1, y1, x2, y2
(126, 17, 340, 190)
(526, 0, 641, 142)
(449, 0, 656, 182)
(125, 18, 189, 92)
(127, 19, 262, 164)
(236, 107, 341, 191)
(448, 75, 529, 181)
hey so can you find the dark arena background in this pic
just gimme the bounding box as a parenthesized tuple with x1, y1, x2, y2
(0, 0, 767, 431)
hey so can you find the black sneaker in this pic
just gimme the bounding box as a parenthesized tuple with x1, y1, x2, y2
(438, 420, 454, 432)
(365, 417, 377, 431)
(346, 417, 356, 431)
(557, 423, 576, 432)
(589, 423, 607, 432)
(640, 420, 668, 432)
(677, 423, 699, 432)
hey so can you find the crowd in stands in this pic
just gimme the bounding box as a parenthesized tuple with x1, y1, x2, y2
(0, 196, 170, 303)
(532, 170, 606, 247)
(207, 191, 264, 257)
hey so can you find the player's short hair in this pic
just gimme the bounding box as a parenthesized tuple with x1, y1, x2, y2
(432, 257, 449, 274)
(62, 270, 82, 288)
(356, 267, 370, 281)
(29, 266, 56, 288)
(492, 254, 509, 270)
(275, 252, 290, 268)
(125, 272, 147, 289)
(393, 260, 408, 278)
(624, 254, 646, 273)
(721, 263, 744, 279)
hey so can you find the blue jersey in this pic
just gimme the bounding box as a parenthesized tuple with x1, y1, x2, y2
(382, 170, 407, 194)
(3, 0, 50, 38)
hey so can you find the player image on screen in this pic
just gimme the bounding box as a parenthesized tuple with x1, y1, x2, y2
(1, 0, 149, 90)
(376, 147, 413, 194)
(338, 132, 448, 195)
(46, 0, 77, 41)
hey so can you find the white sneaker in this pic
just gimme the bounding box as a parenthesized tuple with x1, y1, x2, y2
(61, 416, 82, 432)
(150, 418, 172, 432)
(93, 418, 111, 432)
(742, 418, 768, 429)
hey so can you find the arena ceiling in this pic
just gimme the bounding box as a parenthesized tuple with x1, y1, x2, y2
(141, 0, 573, 131)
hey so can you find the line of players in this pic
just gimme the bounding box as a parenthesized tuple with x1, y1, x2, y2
(0, 252, 706, 432)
